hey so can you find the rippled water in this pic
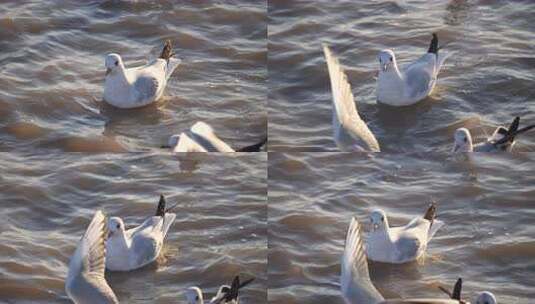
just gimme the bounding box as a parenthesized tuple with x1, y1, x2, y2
(0, 153, 267, 303)
(0, 0, 267, 152)
(268, 153, 535, 303)
(268, 0, 535, 152)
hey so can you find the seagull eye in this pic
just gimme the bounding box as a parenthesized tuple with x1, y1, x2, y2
(114, 61, 118, 66)
(464, 137, 468, 143)
(381, 216, 384, 222)
(116, 224, 120, 229)
(389, 57, 393, 62)
(195, 296, 199, 300)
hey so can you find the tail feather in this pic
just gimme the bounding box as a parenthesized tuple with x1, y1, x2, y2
(423, 202, 437, 222)
(236, 136, 267, 152)
(452, 278, 463, 300)
(428, 33, 439, 54)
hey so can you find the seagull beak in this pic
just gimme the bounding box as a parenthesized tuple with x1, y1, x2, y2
(107, 230, 113, 238)
(373, 223, 379, 231)
(382, 63, 388, 72)
(105, 68, 111, 76)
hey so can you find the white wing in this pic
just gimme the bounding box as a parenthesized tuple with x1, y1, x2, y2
(189, 121, 235, 152)
(174, 132, 209, 152)
(341, 217, 384, 304)
(66, 210, 118, 304)
(402, 53, 437, 100)
(323, 45, 380, 152)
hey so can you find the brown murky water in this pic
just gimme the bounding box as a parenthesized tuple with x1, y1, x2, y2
(268, 153, 535, 303)
(0, 152, 267, 303)
(0, 1, 267, 152)
(268, 0, 535, 152)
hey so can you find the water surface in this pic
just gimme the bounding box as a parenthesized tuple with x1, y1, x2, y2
(0, 152, 267, 303)
(268, 0, 535, 151)
(0, 0, 267, 152)
(269, 153, 535, 303)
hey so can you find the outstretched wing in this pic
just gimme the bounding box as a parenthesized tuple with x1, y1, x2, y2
(341, 217, 384, 304)
(323, 45, 380, 152)
(66, 210, 118, 303)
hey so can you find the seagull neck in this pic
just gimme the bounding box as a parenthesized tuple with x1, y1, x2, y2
(114, 66, 132, 84)
(113, 230, 131, 249)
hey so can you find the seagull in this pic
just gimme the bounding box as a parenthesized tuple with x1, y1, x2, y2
(341, 217, 497, 304)
(105, 195, 177, 271)
(103, 40, 181, 109)
(185, 275, 255, 304)
(164, 121, 267, 152)
(439, 278, 498, 304)
(323, 45, 381, 152)
(365, 203, 444, 264)
(453, 116, 535, 152)
(376, 33, 449, 106)
(65, 210, 119, 304)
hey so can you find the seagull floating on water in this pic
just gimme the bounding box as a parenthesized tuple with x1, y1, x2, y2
(323, 45, 380, 152)
(453, 116, 535, 152)
(105, 195, 177, 271)
(341, 217, 497, 304)
(65, 210, 119, 304)
(103, 40, 181, 109)
(185, 275, 255, 304)
(164, 121, 267, 152)
(365, 203, 444, 264)
(376, 33, 449, 106)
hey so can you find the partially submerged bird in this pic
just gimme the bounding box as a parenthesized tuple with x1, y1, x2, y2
(103, 40, 181, 109)
(453, 116, 535, 152)
(185, 275, 255, 304)
(65, 210, 119, 304)
(164, 121, 267, 152)
(365, 203, 444, 264)
(323, 45, 381, 152)
(376, 33, 449, 106)
(341, 217, 497, 304)
(105, 195, 177, 271)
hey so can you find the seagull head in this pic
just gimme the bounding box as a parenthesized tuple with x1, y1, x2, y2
(453, 128, 474, 152)
(475, 291, 497, 304)
(107, 217, 125, 238)
(377, 49, 397, 73)
(185, 287, 203, 304)
(369, 209, 389, 232)
(105, 53, 124, 76)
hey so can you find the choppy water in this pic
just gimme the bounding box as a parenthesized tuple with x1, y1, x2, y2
(0, 152, 267, 303)
(0, 0, 267, 152)
(268, 0, 535, 152)
(268, 153, 535, 303)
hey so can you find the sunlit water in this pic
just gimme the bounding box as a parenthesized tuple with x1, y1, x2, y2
(268, 0, 535, 152)
(269, 153, 535, 303)
(0, 1, 267, 152)
(0, 153, 267, 303)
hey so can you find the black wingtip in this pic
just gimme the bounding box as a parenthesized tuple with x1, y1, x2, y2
(428, 33, 439, 54)
(159, 40, 175, 61)
(423, 201, 437, 222)
(156, 194, 166, 217)
(452, 278, 462, 300)
(509, 116, 520, 134)
(236, 136, 267, 152)
(224, 276, 240, 301)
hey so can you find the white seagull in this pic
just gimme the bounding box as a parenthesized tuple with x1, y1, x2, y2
(376, 33, 449, 106)
(323, 45, 381, 152)
(65, 210, 119, 304)
(365, 203, 444, 264)
(185, 276, 255, 304)
(164, 121, 267, 152)
(453, 116, 535, 152)
(103, 40, 181, 109)
(341, 217, 497, 304)
(105, 195, 177, 271)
